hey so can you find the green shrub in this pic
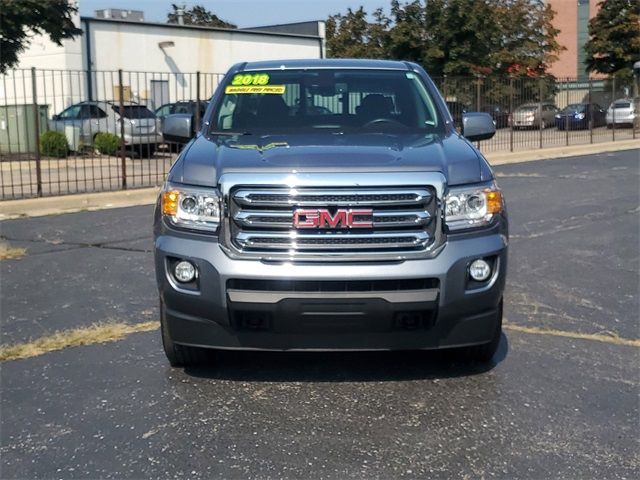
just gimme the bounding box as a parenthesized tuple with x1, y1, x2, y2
(94, 132, 120, 156)
(40, 131, 68, 158)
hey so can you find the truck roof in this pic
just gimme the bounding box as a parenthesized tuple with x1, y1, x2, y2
(240, 58, 413, 71)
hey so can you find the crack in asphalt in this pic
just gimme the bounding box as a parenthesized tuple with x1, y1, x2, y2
(511, 208, 638, 240)
(0, 235, 152, 254)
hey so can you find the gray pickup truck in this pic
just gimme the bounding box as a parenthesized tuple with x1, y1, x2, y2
(154, 59, 508, 367)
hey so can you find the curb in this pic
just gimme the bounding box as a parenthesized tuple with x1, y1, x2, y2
(1, 140, 638, 220)
(485, 139, 639, 166)
(0, 187, 159, 220)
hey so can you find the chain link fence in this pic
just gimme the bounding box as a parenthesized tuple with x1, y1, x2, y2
(1, 68, 637, 200)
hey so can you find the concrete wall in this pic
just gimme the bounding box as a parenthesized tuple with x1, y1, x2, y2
(85, 20, 321, 74)
(14, 11, 83, 71)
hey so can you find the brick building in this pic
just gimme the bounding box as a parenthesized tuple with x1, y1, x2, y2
(547, 0, 603, 80)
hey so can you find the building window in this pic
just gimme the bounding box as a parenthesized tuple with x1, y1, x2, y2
(577, 0, 590, 81)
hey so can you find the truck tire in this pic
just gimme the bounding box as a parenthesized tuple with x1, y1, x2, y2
(458, 299, 503, 363)
(160, 301, 211, 367)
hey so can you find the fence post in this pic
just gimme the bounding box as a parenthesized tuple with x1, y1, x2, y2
(195, 71, 201, 132)
(565, 79, 569, 146)
(588, 78, 593, 144)
(509, 76, 515, 152)
(509, 76, 514, 152)
(31, 67, 43, 197)
(118, 69, 127, 189)
(443, 75, 448, 101)
(538, 77, 543, 149)
(611, 76, 616, 141)
(476, 75, 482, 148)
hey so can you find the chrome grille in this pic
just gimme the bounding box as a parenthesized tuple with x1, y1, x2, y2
(226, 186, 440, 260)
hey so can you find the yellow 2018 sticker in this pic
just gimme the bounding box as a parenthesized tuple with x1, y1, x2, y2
(231, 73, 270, 86)
(225, 85, 285, 94)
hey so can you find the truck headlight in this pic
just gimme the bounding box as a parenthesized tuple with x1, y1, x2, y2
(445, 183, 503, 231)
(161, 184, 221, 233)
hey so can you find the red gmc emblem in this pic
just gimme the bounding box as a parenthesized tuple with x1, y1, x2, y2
(293, 208, 373, 229)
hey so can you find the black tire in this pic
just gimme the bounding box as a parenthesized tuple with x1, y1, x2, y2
(160, 301, 211, 367)
(457, 299, 503, 363)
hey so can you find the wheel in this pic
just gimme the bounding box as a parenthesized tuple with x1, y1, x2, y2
(160, 300, 211, 367)
(457, 299, 503, 363)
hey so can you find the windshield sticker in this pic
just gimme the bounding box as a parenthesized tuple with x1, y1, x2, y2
(231, 73, 270, 86)
(225, 85, 285, 94)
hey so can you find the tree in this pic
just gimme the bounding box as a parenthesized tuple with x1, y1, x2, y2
(167, 4, 236, 29)
(326, 7, 390, 58)
(0, 0, 82, 73)
(325, 0, 563, 78)
(585, 0, 640, 78)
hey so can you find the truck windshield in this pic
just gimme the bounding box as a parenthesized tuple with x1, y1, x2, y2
(211, 69, 442, 134)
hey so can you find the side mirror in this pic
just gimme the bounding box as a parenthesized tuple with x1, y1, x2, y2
(161, 113, 194, 144)
(462, 112, 496, 141)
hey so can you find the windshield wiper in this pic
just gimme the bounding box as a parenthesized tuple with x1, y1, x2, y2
(209, 130, 252, 136)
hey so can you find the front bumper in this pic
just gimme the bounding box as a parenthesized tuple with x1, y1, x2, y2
(124, 133, 163, 145)
(606, 114, 635, 125)
(155, 227, 508, 351)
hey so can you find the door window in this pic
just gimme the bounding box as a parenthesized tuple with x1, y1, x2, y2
(79, 105, 107, 119)
(58, 105, 81, 119)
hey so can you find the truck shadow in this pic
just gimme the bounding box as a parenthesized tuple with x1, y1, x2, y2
(183, 333, 508, 383)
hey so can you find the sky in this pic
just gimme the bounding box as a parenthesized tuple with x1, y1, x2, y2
(79, 0, 389, 28)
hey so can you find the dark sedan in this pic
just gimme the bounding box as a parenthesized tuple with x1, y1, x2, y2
(481, 104, 510, 129)
(555, 103, 606, 130)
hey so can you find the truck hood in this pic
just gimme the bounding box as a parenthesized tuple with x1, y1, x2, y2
(170, 132, 492, 188)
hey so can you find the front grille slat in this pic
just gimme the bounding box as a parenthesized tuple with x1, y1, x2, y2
(234, 188, 432, 207)
(227, 186, 439, 259)
(235, 231, 430, 250)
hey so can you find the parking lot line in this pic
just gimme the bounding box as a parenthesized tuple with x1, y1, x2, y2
(0, 321, 159, 362)
(2, 318, 637, 364)
(504, 322, 640, 347)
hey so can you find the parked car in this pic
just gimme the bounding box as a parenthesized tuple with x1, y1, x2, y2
(445, 101, 469, 128)
(480, 104, 510, 128)
(555, 103, 606, 130)
(510, 103, 558, 129)
(606, 98, 639, 128)
(155, 59, 506, 367)
(157, 101, 209, 144)
(49, 101, 161, 156)
(155, 101, 207, 120)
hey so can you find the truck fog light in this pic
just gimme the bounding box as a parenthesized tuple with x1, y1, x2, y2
(174, 260, 196, 283)
(469, 259, 491, 281)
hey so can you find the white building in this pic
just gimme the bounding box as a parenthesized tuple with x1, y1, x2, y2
(6, 14, 324, 114)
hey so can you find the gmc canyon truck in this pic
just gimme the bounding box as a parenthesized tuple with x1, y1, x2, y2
(154, 59, 508, 367)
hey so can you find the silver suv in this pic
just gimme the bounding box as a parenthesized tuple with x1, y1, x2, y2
(606, 98, 639, 128)
(49, 101, 162, 155)
(511, 103, 558, 129)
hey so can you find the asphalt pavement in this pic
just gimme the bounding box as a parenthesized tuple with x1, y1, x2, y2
(1, 149, 638, 479)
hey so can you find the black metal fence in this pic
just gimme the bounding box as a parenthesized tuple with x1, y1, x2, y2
(0, 68, 637, 200)
(0, 68, 224, 199)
